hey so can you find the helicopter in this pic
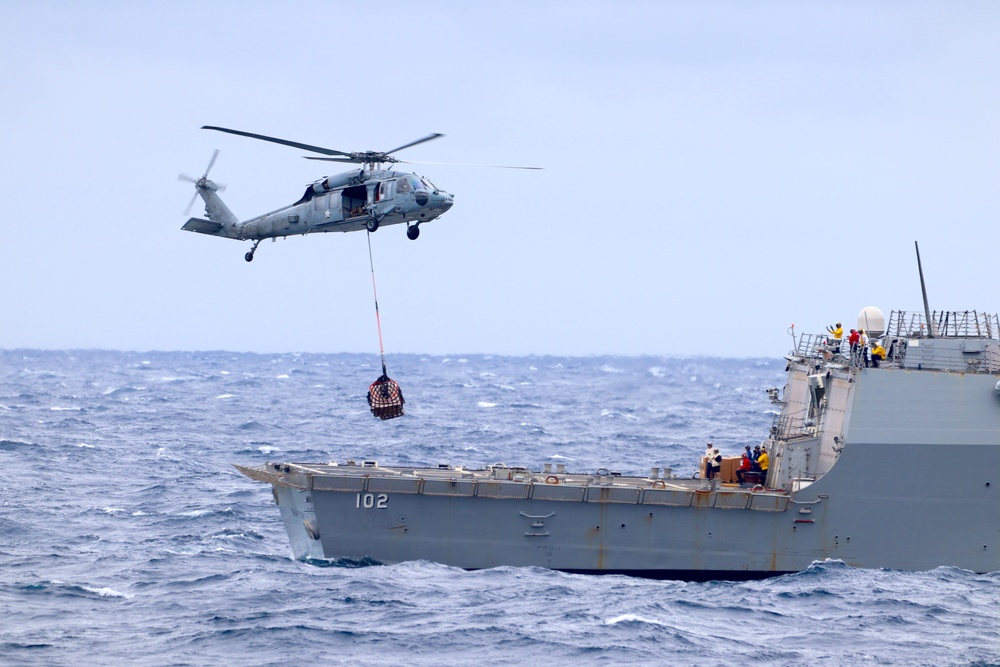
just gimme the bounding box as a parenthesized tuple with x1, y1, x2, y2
(180, 127, 454, 261)
(180, 126, 535, 262)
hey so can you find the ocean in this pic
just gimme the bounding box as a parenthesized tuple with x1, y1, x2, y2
(2, 349, 998, 666)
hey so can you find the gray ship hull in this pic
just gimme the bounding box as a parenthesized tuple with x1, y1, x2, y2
(239, 311, 1000, 578)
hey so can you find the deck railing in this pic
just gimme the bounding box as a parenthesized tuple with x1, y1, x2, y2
(887, 310, 1000, 339)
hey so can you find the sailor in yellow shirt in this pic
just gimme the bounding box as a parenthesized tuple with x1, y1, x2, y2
(757, 446, 770, 484)
(871, 341, 886, 368)
(826, 322, 843, 352)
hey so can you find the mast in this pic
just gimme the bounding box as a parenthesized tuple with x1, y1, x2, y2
(915, 241, 934, 338)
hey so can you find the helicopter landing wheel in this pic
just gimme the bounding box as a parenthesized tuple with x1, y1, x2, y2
(406, 225, 420, 240)
(245, 239, 261, 262)
(366, 218, 380, 233)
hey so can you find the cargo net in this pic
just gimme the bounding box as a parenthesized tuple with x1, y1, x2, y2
(367, 374, 405, 420)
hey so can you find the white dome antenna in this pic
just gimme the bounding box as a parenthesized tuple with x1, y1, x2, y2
(858, 306, 885, 338)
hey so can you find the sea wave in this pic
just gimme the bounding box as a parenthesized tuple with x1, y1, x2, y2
(0, 349, 996, 667)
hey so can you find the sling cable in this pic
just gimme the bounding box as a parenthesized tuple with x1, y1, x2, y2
(365, 231, 405, 420)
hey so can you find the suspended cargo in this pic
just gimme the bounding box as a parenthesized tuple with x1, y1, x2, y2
(367, 373, 405, 420)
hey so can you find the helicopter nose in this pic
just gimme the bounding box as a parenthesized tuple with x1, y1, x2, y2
(440, 193, 454, 209)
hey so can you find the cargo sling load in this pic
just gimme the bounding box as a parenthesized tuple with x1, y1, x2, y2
(364, 232, 404, 420)
(367, 368, 404, 420)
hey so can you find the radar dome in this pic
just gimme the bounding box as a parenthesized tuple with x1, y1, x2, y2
(857, 306, 885, 337)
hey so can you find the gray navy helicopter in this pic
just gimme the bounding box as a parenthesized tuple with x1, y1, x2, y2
(180, 126, 537, 262)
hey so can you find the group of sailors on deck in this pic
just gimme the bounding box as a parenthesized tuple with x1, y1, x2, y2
(703, 443, 769, 485)
(827, 322, 887, 367)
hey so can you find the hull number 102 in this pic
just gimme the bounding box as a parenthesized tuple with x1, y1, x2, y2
(356, 493, 388, 509)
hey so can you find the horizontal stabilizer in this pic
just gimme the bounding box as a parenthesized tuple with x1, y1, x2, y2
(182, 217, 224, 235)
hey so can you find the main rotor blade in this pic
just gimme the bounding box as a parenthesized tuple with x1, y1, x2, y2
(303, 156, 363, 163)
(397, 159, 543, 170)
(383, 133, 444, 155)
(202, 126, 351, 157)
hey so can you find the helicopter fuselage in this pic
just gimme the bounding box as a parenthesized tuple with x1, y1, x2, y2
(182, 167, 454, 260)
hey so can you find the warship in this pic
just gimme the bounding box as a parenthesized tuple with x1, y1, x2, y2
(237, 268, 1000, 579)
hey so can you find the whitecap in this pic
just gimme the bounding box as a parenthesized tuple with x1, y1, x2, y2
(600, 365, 624, 374)
(599, 408, 638, 421)
(215, 394, 235, 399)
(258, 445, 278, 454)
(77, 443, 95, 448)
(605, 613, 666, 626)
(50, 406, 81, 411)
(101, 507, 126, 514)
(276, 374, 290, 379)
(477, 402, 497, 408)
(648, 366, 666, 378)
(82, 585, 131, 599)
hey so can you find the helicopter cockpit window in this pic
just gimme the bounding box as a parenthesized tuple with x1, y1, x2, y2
(395, 177, 411, 194)
(421, 177, 438, 192)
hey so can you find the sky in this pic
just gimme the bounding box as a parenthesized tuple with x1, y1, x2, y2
(1, 1, 998, 358)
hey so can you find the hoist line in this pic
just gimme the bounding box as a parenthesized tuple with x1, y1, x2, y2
(366, 230, 388, 377)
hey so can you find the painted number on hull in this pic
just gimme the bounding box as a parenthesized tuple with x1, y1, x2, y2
(355, 493, 388, 509)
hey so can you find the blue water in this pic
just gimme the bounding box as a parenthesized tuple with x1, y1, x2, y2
(2, 349, 999, 666)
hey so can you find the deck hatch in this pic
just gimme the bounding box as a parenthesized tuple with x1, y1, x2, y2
(530, 484, 587, 502)
(311, 475, 366, 492)
(421, 479, 476, 496)
(585, 486, 640, 504)
(640, 489, 694, 507)
(713, 492, 750, 510)
(366, 477, 421, 494)
(477, 481, 530, 499)
(749, 494, 790, 512)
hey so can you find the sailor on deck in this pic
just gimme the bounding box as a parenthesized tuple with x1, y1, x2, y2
(736, 446, 752, 484)
(827, 322, 844, 352)
(710, 448, 722, 480)
(871, 341, 886, 368)
(757, 446, 770, 484)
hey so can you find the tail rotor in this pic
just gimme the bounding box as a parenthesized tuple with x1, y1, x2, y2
(179, 149, 226, 215)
